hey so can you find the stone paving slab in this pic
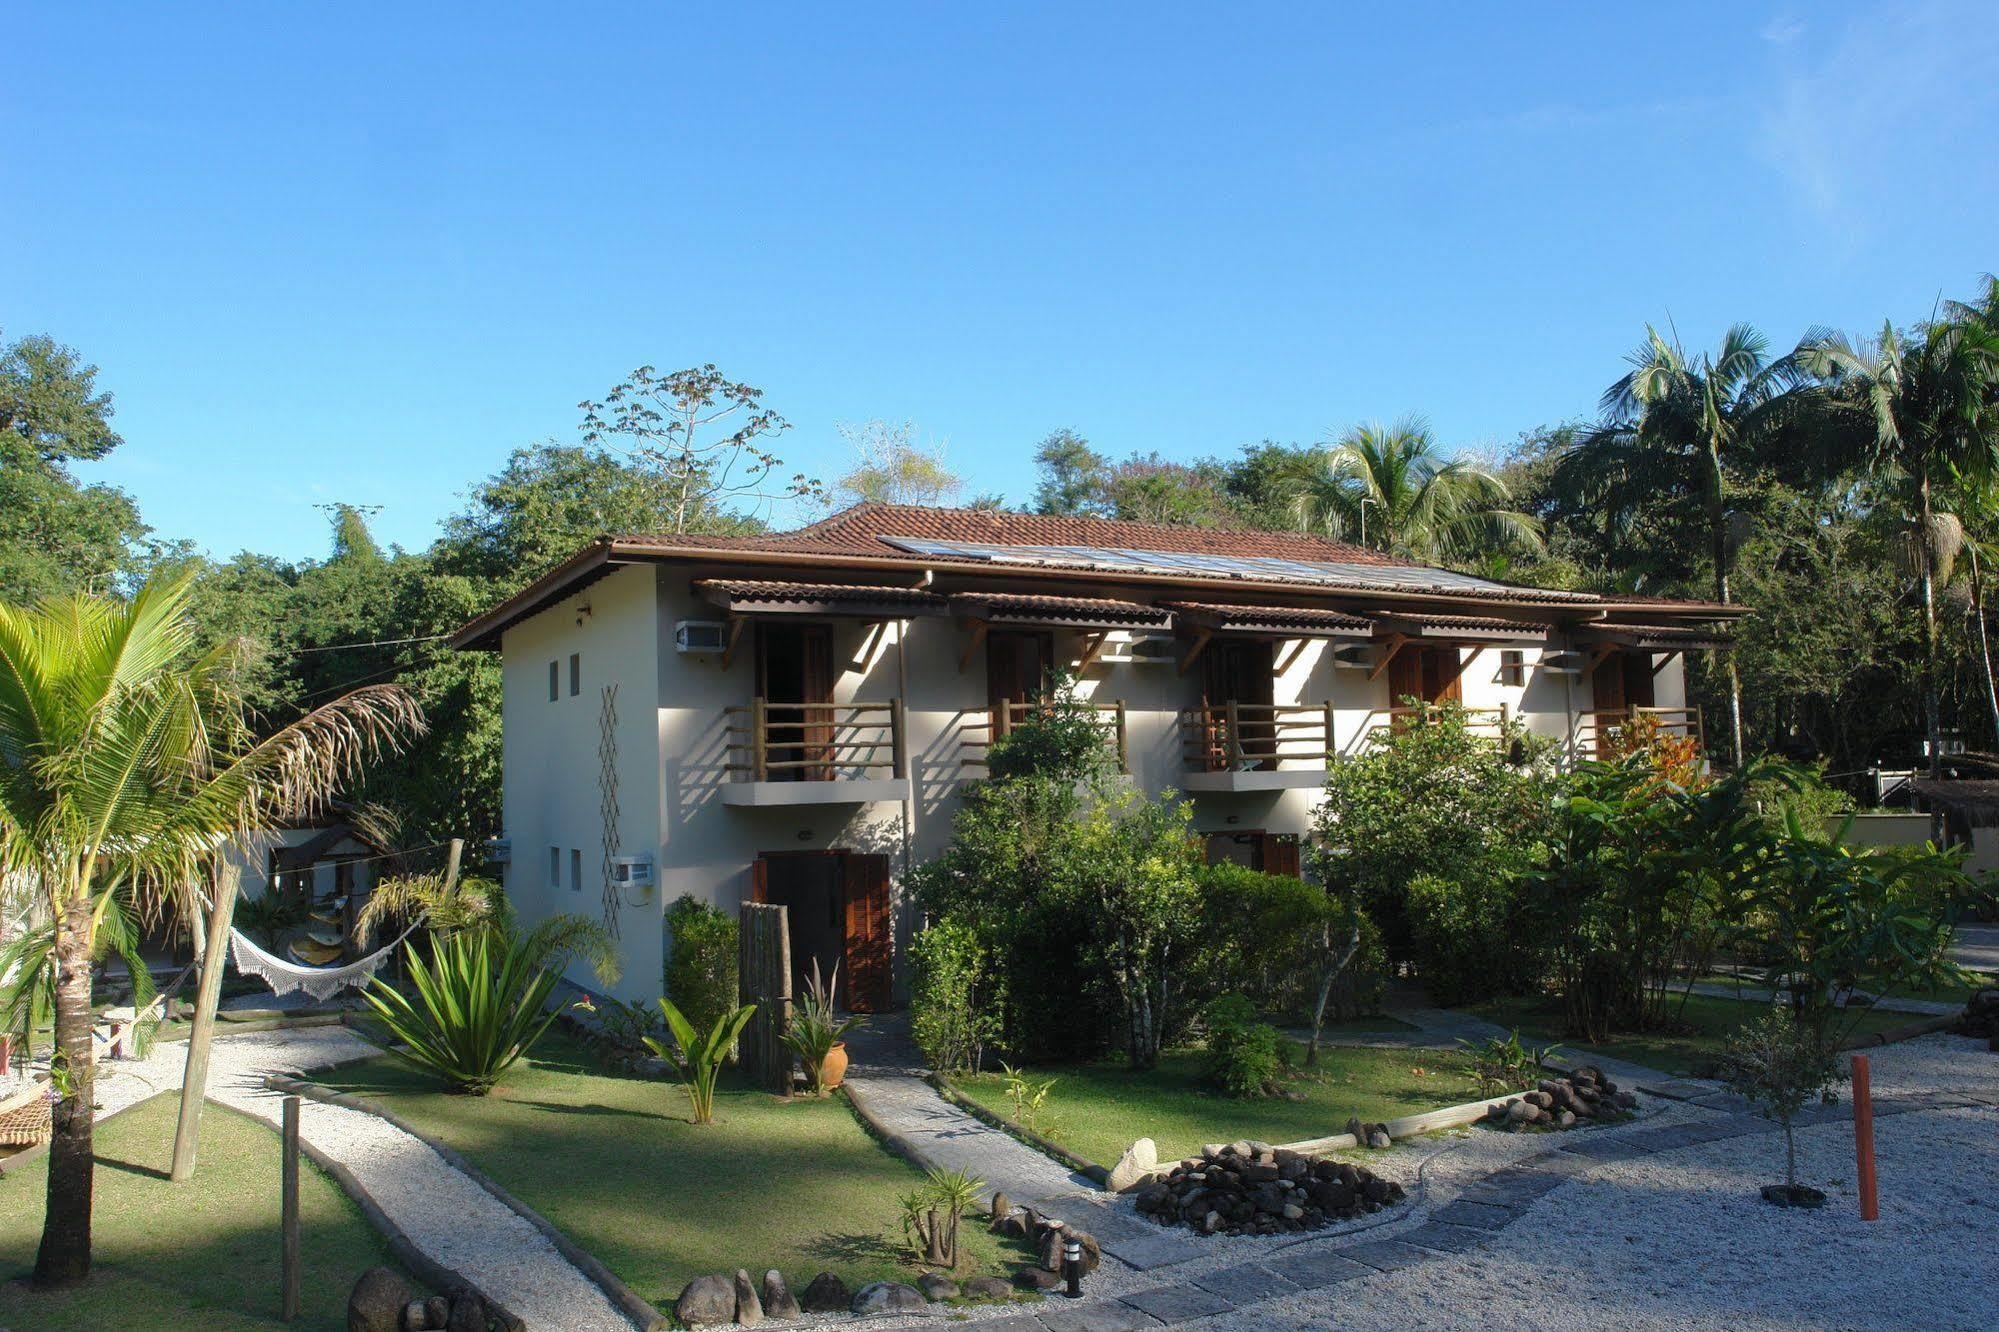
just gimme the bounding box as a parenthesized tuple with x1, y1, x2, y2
(1429, 1199, 1516, 1230)
(1338, 1239, 1435, 1272)
(1191, 1262, 1300, 1304)
(1397, 1221, 1493, 1254)
(1262, 1248, 1376, 1289)
(1038, 1301, 1165, 1330)
(1120, 1285, 1237, 1324)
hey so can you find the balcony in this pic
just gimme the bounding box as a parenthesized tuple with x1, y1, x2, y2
(722, 698, 910, 806)
(1572, 705, 1705, 759)
(961, 699, 1130, 773)
(1358, 704, 1509, 747)
(1178, 703, 1335, 792)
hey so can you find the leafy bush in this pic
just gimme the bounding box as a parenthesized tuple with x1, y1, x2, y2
(1190, 863, 1329, 1017)
(985, 672, 1119, 785)
(645, 998, 758, 1125)
(1202, 993, 1282, 1098)
(1457, 1029, 1559, 1097)
(1406, 871, 1537, 1006)
(909, 918, 1005, 1073)
(664, 894, 738, 1036)
(363, 928, 564, 1095)
(1720, 1006, 1843, 1194)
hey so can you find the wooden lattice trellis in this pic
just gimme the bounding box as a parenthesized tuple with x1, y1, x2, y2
(598, 683, 621, 939)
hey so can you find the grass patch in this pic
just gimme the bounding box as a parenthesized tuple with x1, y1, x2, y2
(950, 1044, 1485, 1167)
(0, 1094, 404, 1332)
(317, 1032, 1027, 1306)
(1467, 992, 1923, 1079)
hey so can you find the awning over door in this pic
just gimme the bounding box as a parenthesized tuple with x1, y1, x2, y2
(693, 579, 949, 618)
(1371, 613, 1551, 644)
(949, 592, 1172, 631)
(1572, 622, 1735, 651)
(1163, 601, 1374, 639)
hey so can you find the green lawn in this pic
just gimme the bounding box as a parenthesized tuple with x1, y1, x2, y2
(950, 1044, 1486, 1168)
(317, 1033, 1028, 1307)
(0, 1094, 404, 1332)
(1467, 992, 1927, 1079)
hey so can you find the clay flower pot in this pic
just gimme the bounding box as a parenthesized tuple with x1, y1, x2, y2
(817, 1041, 850, 1093)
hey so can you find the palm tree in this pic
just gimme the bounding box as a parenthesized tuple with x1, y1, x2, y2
(1799, 319, 1999, 775)
(0, 573, 422, 1286)
(1284, 419, 1542, 566)
(1554, 324, 1811, 766)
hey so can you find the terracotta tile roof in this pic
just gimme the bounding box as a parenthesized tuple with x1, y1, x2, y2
(950, 592, 1172, 628)
(692, 579, 948, 610)
(1577, 622, 1736, 649)
(1164, 601, 1374, 633)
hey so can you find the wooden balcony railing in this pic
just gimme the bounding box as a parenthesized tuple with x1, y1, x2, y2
(961, 699, 1130, 771)
(1572, 706, 1704, 758)
(1358, 704, 1510, 746)
(1179, 702, 1334, 772)
(724, 698, 907, 782)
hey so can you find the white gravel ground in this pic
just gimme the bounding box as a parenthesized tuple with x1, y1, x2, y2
(1205, 1033, 1999, 1332)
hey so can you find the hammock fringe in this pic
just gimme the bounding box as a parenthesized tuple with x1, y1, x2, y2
(226, 925, 417, 1001)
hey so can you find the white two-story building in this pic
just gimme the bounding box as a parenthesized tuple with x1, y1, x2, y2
(449, 503, 1738, 1008)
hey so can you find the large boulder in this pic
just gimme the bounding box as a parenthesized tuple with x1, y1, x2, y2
(963, 1275, 1013, 1301)
(851, 1282, 927, 1315)
(916, 1272, 960, 1301)
(348, 1266, 414, 1332)
(761, 1270, 800, 1320)
(675, 1274, 738, 1328)
(799, 1273, 850, 1314)
(1107, 1136, 1160, 1192)
(733, 1269, 763, 1326)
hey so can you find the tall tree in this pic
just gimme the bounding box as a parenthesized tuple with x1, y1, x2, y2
(1800, 318, 1999, 773)
(0, 574, 421, 1285)
(579, 364, 817, 533)
(1030, 429, 1108, 516)
(1555, 326, 1809, 766)
(1285, 419, 1542, 565)
(826, 420, 965, 507)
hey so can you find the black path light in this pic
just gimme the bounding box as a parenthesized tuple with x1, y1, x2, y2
(1063, 1235, 1084, 1298)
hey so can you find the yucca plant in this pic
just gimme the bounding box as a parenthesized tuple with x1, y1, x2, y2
(645, 997, 757, 1125)
(362, 929, 563, 1095)
(780, 958, 866, 1096)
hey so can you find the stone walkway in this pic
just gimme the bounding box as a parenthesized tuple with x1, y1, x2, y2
(79, 1025, 636, 1331)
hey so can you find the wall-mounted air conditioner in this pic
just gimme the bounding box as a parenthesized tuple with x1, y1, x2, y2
(674, 621, 728, 653)
(610, 855, 656, 897)
(1329, 644, 1374, 670)
(1541, 650, 1586, 675)
(485, 837, 511, 865)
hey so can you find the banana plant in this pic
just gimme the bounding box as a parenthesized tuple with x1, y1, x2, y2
(645, 997, 757, 1125)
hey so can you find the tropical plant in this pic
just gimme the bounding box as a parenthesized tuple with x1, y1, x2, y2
(231, 890, 310, 948)
(900, 1166, 985, 1269)
(1719, 1006, 1843, 1204)
(571, 991, 666, 1074)
(0, 883, 157, 1059)
(1799, 317, 1999, 773)
(999, 1063, 1056, 1133)
(0, 572, 421, 1286)
(1201, 993, 1283, 1098)
(908, 918, 1003, 1074)
(1457, 1030, 1560, 1098)
(358, 869, 501, 942)
(1284, 418, 1542, 565)
(361, 927, 565, 1095)
(663, 893, 738, 1037)
(645, 997, 758, 1125)
(781, 958, 866, 1095)
(1556, 324, 1813, 765)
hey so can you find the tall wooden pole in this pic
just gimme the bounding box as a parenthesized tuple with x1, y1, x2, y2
(171, 860, 241, 1183)
(281, 1094, 301, 1320)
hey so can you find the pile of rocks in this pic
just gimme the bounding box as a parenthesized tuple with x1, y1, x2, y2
(347, 1267, 491, 1332)
(1956, 988, 1999, 1049)
(1480, 1066, 1637, 1132)
(988, 1192, 1102, 1290)
(673, 1264, 1023, 1326)
(1133, 1140, 1406, 1236)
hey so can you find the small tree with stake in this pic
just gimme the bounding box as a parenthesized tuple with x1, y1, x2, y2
(1720, 1006, 1845, 1208)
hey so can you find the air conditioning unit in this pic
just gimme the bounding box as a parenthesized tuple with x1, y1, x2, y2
(610, 855, 656, 890)
(484, 837, 511, 865)
(1122, 635, 1176, 666)
(1329, 644, 1374, 671)
(1541, 650, 1586, 675)
(675, 621, 728, 653)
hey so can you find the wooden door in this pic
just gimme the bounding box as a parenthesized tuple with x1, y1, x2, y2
(757, 623, 835, 780)
(986, 630, 1052, 736)
(1258, 833, 1302, 878)
(839, 852, 892, 1012)
(1591, 651, 1628, 713)
(1386, 645, 1424, 709)
(1421, 648, 1464, 705)
(1202, 639, 1277, 770)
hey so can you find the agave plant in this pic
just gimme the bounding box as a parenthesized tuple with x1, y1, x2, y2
(780, 959, 866, 1096)
(645, 997, 758, 1125)
(362, 928, 564, 1095)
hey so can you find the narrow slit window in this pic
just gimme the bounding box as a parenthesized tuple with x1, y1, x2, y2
(548, 661, 559, 702)
(549, 845, 561, 888)
(569, 653, 581, 697)
(1499, 649, 1526, 687)
(570, 848, 583, 893)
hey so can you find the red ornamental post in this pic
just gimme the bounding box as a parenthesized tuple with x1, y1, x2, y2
(1851, 1053, 1878, 1222)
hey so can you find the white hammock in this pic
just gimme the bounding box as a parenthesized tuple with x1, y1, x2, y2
(226, 924, 419, 1001)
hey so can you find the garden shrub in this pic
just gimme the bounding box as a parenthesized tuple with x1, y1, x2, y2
(908, 918, 1004, 1073)
(1190, 861, 1389, 1025)
(1405, 871, 1536, 1006)
(1202, 993, 1282, 1098)
(663, 894, 738, 1036)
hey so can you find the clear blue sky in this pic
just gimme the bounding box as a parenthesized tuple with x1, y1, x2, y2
(6, 3, 1996, 563)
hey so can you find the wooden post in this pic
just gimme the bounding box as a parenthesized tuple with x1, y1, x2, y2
(1225, 701, 1243, 767)
(890, 697, 908, 779)
(750, 697, 769, 782)
(1322, 700, 1335, 763)
(171, 860, 241, 1183)
(1114, 700, 1129, 772)
(1852, 1053, 1878, 1221)
(738, 902, 793, 1094)
(281, 1094, 301, 1320)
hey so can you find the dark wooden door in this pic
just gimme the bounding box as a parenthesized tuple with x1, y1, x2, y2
(1202, 639, 1277, 769)
(986, 630, 1053, 736)
(756, 852, 844, 1000)
(1258, 833, 1302, 878)
(757, 623, 835, 780)
(1386, 645, 1424, 709)
(1591, 651, 1628, 712)
(1420, 647, 1464, 704)
(839, 853, 892, 1013)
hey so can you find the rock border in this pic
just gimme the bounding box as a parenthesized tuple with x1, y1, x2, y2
(266, 1073, 666, 1332)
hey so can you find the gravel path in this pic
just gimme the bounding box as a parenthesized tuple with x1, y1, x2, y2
(85, 1026, 636, 1331)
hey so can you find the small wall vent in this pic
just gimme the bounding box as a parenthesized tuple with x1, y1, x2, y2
(674, 621, 728, 653)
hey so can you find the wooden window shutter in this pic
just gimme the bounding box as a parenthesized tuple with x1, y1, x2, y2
(1259, 834, 1301, 879)
(839, 853, 892, 1013)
